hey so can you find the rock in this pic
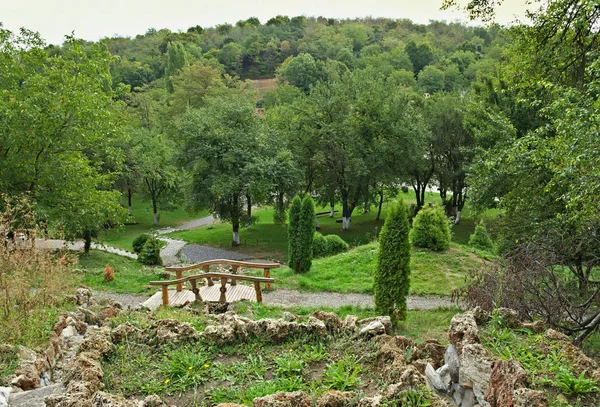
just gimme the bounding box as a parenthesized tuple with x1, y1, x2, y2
(375, 335, 413, 382)
(202, 324, 236, 345)
(519, 320, 546, 333)
(63, 352, 104, 394)
(215, 404, 246, 407)
(449, 312, 480, 355)
(307, 317, 328, 338)
(385, 365, 425, 397)
(496, 308, 520, 329)
(312, 311, 342, 332)
(414, 339, 446, 369)
(359, 320, 386, 336)
(99, 305, 121, 321)
(45, 392, 93, 407)
(356, 395, 382, 407)
(11, 346, 42, 390)
(459, 344, 494, 395)
(65, 315, 87, 335)
(75, 287, 94, 306)
(512, 388, 548, 407)
(79, 326, 112, 356)
(141, 395, 169, 407)
(112, 323, 142, 344)
(0, 387, 10, 407)
(484, 359, 529, 407)
(471, 307, 489, 325)
(91, 392, 138, 407)
(316, 390, 355, 407)
(342, 315, 358, 331)
(253, 391, 312, 407)
(461, 389, 476, 407)
(452, 384, 464, 406)
(445, 345, 460, 383)
(357, 316, 392, 335)
(147, 319, 201, 346)
(282, 312, 297, 322)
(437, 365, 452, 390)
(543, 329, 570, 342)
(425, 363, 446, 391)
(8, 383, 64, 407)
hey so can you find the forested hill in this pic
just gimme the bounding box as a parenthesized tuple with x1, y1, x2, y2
(55, 16, 507, 92)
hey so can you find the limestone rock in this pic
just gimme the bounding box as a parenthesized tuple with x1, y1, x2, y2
(311, 311, 342, 332)
(425, 363, 446, 391)
(449, 312, 480, 355)
(458, 344, 493, 395)
(202, 324, 236, 345)
(342, 315, 358, 331)
(375, 335, 413, 382)
(215, 404, 247, 407)
(357, 316, 392, 335)
(484, 359, 529, 407)
(513, 388, 548, 407)
(75, 287, 94, 307)
(79, 326, 112, 356)
(0, 386, 10, 407)
(91, 391, 138, 407)
(385, 365, 425, 397)
(496, 308, 520, 329)
(253, 391, 312, 407)
(471, 307, 489, 325)
(359, 320, 386, 336)
(112, 323, 142, 344)
(414, 339, 446, 369)
(147, 319, 200, 346)
(543, 329, 570, 342)
(356, 395, 382, 407)
(445, 345, 460, 383)
(316, 390, 355, 407)
(11, 346, 42, 390)
(519, 320, 547, 334)
(63, 352, 104, 394)
(282, 312, 297, 322)
(141, 395, 169, 406)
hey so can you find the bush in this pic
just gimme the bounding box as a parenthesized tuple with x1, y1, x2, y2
(287, 194, 315, 273)
(132, 233, 151, 254)
(468, 222, 494, 251)
(287, 195, 302, 271)
(374, 200, 411, 323)
(138, 236, 162, 266)
(410, 204, 450, 251)
(313, 233, 349, 258)
(401, 185, 409, 193)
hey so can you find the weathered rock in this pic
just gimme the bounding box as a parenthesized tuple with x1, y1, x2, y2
(215, 404, 246, 407)
(312, 310, 342, 332)
(79, 326, 112, 356)
(45, 392, 93, 407)
(512, 388, 548, 407)
(202, 324, 236, 345)
(141, 395, 169, 407)
(459, 344, 494, 395)
(75, 287, 94, 306)
(543, 329, 570, 342)
(99, 305, 121, 321)
(437, 365, 452, 390)
(425, 363, 446, 392)
(471, 307, 489, 325)
(356, 395, 382, 407)
(147, 319, 200, 346)
(307, 317, 328, 338)
(413, 339, 446, 369)
(63, 352, 104, 393)
(484, 359, 529, 407)
(385, 365, 426, 397)
(91, 392, 138, 407)
(359, 320, 386, 336)
(357, 316, 392, 335)
(282, 312, 297, 322)
(253, 391, 312, 407)
(316, 390, 355, 407)
(112, 323, 142, 344)
(375, 335, 414, 381)
(8, 383, 63, 407)
(342, 315, 358, 331)
(519, 320, 547, 334)
(449, 312, 480, 355)
(461, 389, 476, 407)
(65, 315, 88, 335)
(11, 346, 42, 390)
(0, 386, 10, 407)
(445, 345, 460, 383)
(496, 308, 520, 329)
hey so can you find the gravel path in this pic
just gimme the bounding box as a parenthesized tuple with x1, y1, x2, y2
(156, 215, 215, 234)
(158, 237, 187, 266)
(181, 244, 252, 263)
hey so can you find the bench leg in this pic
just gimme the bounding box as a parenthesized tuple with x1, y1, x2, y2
(254, 282, 263, 303)
(161, 286, 169, 305)
(219, 278, 228, 303)
(190, 279, 202, 302)
(205, 265, 214, 286)
(264, 268, 271, 291)
(176, 270, 183, 292)
(230, 265, 238, 286)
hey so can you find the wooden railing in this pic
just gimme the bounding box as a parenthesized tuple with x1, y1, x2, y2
(148, 272, 275, 305)
(165, 259, 280, 291)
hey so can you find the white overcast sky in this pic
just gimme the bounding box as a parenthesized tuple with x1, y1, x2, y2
(1, 0, 529, 46)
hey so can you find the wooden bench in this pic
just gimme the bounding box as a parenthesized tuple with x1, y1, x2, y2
(165, 259, 280, 291)
(148, 272, 275, 305)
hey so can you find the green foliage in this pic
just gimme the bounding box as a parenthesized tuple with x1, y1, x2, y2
(553, 368, 599, 396)
(313, 232, 350, 258)
(323, 355, 362, 390)
(468, 222, 493, 251)
(274, 352, 304, 378)
(287, 195, 302, 270)
(374, 201, 411, 322)
(138, 236, 162, 266)
(411, 205, 451, 251)
(132, 233, 151, 254)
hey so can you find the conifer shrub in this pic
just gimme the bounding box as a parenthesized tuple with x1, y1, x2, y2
(132, 233, 151, 254)
(410, 204, 450, 251)
(312, 232, 349, 258)
(287, 195, 302, 271)
(374, 200, 411, 323)
(468, 221, 494, 251)
(138, 236, 162, 266)
(296, 194, 315, 273)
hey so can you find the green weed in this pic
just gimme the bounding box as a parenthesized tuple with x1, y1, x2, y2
(274, 351, 305, 378)
(323, 355, 363, 391)
(553, 368, 599, 396)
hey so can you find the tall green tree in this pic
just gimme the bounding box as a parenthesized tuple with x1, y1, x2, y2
(287, 195, 302, 269)
(297, 194, 315, 273)
(374, 201, 411, 323)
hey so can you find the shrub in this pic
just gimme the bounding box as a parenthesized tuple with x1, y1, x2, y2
(287, 195, 302, 271)
(103, 264, 115, 282)
(468, 222, 494, 251)
(313, 233, 349, 258)
(374, 200, 411, 323)
(401, 185, 409, 193)
(138, 236, 162, 266)
(132, 233, 151, 254)
(410, 204, 450, 251)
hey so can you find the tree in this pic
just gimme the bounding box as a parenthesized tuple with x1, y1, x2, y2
(0, 29, 127, 244)
(297, 194, 315, 273)
(276, 53, 321, 93)
(418, 66, 446, 94)
(374, 201, 411, 323)
(165, 41, 188, 92)
(180, 87, 263, 246)
(287, 195, 302, 270)
(410, 205, 450, 251)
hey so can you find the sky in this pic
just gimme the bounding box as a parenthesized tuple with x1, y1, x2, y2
(1, 0, 530, 46)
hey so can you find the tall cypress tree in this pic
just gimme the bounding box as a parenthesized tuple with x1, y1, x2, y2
(374, 200, 411, 323)
(297, 194, 315, 273)
(287, 195, 302, 270)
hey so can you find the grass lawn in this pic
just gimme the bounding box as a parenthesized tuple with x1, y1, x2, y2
(244, 242, 489, 297)
(99, 195, 208, 252)
(77, 250, 165, 294)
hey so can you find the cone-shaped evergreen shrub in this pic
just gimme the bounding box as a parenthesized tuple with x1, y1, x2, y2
(287, 195, 302, 271)
(374, 201, 411, 323)
(138, 236, 162, 266)
(410, 204, 450, 251)
(312, 232, 349, 258)
(132, 233, 151, 254)
(296, 194, 315, 273)
(468, 221, 493, 251)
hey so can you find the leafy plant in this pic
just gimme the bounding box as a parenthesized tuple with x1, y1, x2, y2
(468, 221, 493, 251)
(138, 235, 162, 266)
(274, 351, 304, 378)
(159, 346, 211, 391)
(299, 343, 330, 363)
(132, 233, 151, 253)
(323, 355, 362, 390)
(313, 232, 349, 258)
(410, 204, 450, 251)
(553, 368, 600, 396)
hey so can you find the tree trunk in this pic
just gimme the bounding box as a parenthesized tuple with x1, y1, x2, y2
(246, 194, 252, 230)
(127, 188, 133, 217)
(83, 230, 92, 254)
(152, 199, 159, 225)
(232, 193, 240, 246)
(376, 188, 384, 221)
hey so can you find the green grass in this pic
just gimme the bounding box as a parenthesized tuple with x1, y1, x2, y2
(244, 242, 487, 297)
(100, 195, 208, 251)
(77, 250, 166, 294)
